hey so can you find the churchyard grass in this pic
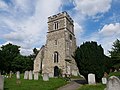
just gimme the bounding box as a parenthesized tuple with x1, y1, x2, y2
(78, 72, 120, 90)
(78, 83, 106, 90)
(4, 74, 67, 90)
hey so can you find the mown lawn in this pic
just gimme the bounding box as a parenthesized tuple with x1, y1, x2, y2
(4, 74, 67, 90)
(78, 84, 106, 90)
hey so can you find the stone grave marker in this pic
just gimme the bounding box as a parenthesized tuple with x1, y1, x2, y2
(29, 71, 33, 80)
(88, 73, 96, 85)
(9, 71, 12, 78)
(34, 72, 39, 80)
(102, 77, 107, 84)
(43, 73, 49, 81)
(49, 73, 54, 78)
(0, 75, 4, 90)
(106, 76, 120, 90)
(24, 71, 29, 79)
(16, 71, 20, 79)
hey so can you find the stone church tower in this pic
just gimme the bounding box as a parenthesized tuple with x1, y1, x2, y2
(34, 12, 78, 77)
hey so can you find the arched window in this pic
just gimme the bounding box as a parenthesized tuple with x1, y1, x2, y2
(54, 51, 59, 63)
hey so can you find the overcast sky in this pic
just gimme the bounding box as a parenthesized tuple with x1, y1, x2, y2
(0, 0, 120, 55)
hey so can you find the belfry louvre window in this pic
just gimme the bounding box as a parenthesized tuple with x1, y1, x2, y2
(54, 51, 59, 63)
(54, 21, 58, 30)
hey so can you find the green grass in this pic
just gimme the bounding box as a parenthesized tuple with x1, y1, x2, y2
(4, 74, 67, 90)
(78, 84, 106, 90)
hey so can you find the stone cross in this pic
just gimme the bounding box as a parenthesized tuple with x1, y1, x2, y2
(24, 71, 29, 79)
(34, 72, 39, 80)
(106, 76, 120, 90)
(0, 75, 4, 90)
(43, 73, 49, 81)
(16, 71, 20, 79)
(88, 73, 96, 85)
(29, 71, 33, 80)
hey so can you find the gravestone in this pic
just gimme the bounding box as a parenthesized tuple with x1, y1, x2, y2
(43, 73, 49, 81)
(34, 72, 39, 80)
(0, 75, 4, 90)
(16, 71, 20, 79)
(29, 71, 33, 80)
(106, 76, 120, 90)
(72, 70, 78, 76)
(88, 73, 96, 85)
(9, 71, 12, 78)
(102, 77, 107, 84)
(24, 71, 29, 79)
(49, 73, 54, 78)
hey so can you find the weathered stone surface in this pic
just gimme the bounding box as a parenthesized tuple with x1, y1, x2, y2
(102, 77, 107, 84)
(88, 73, 96, 85)
(0, 75, 4, 90)
(34, 72, 39, 80)
(16, 71, 20, 79)
(43, 73, 49, 81)
(24, 71, 29, 79)
(29, 71, 33, 80)
(106, 76, 120, 90)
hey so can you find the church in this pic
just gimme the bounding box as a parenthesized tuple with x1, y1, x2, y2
(33, 12, 78, 77)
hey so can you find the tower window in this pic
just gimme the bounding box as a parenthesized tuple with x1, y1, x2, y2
(69, 34, 72, 40)
(54, 21, 59, 30)
(55, 40, 57, 45)
(53, 51, 59, 63)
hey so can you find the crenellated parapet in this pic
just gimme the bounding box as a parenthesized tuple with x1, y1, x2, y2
(48, 11, 73, 23)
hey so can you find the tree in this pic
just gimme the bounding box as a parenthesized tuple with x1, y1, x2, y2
(0, 43, 20, 73)
(109, 39, 120, 69)
(73, 41, 110, 82)
(12, 55, 33, 72)
(0, 43, 34, 73)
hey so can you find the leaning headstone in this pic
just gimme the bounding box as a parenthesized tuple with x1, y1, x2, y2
(0, 75, 4, 90)
(88, 73, 96, 85)
(24, 71, 29, 79)
(34, 72, 39, 80)
(102, 77, 107, 84)
(106, 76, 120, 90)
(29, 71, 33, 80)
(16, 71, 20, 79)
(43, 73, 49, 81)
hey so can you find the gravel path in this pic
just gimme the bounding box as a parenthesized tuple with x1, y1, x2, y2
(57, 79, 87, 90)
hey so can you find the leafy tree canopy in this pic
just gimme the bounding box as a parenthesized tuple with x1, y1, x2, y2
(0, 43, 34, 73)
